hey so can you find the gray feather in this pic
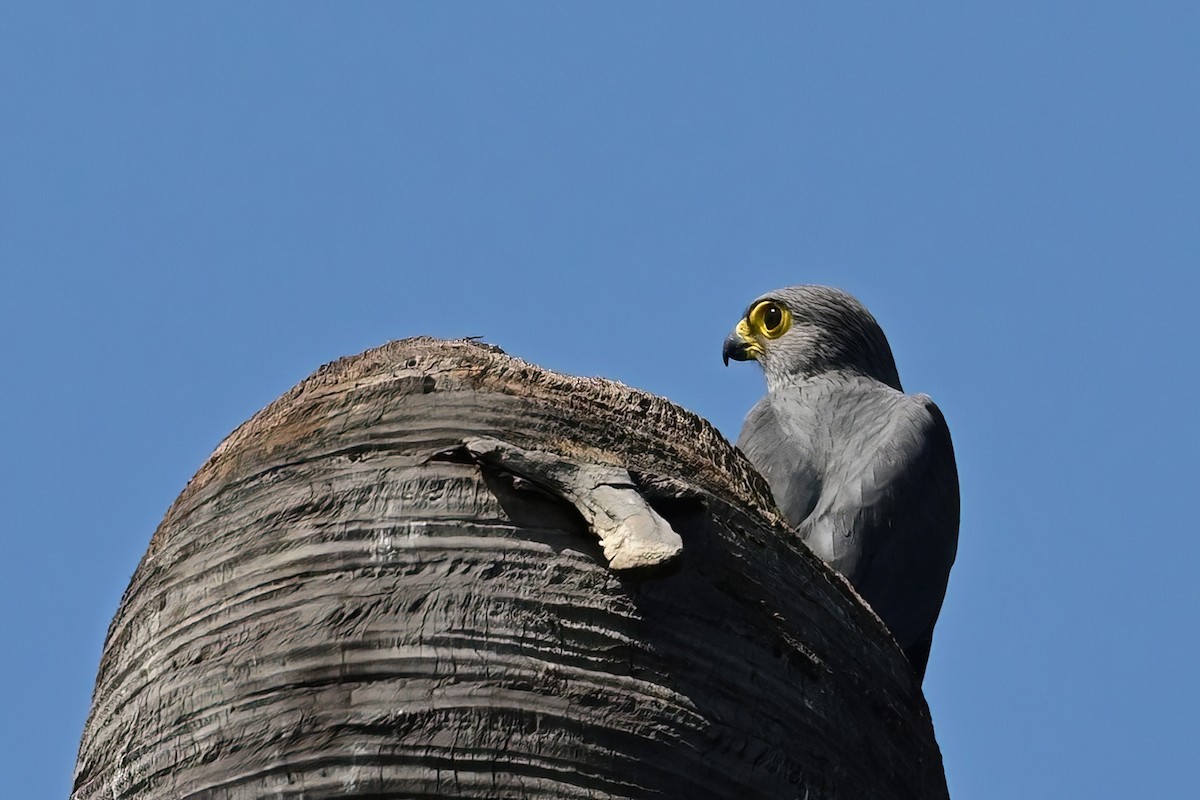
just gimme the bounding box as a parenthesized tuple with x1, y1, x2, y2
(729, 286, 959, 680)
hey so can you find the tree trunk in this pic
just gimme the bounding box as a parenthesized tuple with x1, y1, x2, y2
(72, 337, 948, 800)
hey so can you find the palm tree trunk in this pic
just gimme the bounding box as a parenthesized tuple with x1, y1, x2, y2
(72, 337, 949, 800)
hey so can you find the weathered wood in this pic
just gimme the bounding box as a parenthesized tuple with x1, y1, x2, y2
(461, 436, 683, 571)
(72, 337, 948, 800)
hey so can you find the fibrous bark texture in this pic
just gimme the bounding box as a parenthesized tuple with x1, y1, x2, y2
(72, 337, 948, 800)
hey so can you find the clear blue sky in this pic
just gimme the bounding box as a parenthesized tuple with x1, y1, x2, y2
(3, 4, 1198, 798)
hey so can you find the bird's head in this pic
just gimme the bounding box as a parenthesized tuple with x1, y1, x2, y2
(722, 285, 903, 391)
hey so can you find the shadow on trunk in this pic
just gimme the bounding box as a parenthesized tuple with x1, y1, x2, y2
(72, 337, 948, 800)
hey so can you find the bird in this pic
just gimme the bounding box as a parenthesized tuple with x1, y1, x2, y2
(722, 285, 959, 681)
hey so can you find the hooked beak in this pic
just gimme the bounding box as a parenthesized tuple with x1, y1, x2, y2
(722, 319, 762, 366)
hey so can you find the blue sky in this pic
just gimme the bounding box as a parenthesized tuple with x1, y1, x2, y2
(3, 4, 1198, 798)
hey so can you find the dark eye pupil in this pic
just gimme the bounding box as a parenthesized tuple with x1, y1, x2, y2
(763, 305, 782, 330)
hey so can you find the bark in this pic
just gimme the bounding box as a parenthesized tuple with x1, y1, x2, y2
(72, 337, 948, 800)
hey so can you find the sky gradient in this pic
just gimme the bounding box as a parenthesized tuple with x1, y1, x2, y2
(3, 4, 1198, 798)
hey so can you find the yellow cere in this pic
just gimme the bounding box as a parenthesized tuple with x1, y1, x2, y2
(747, 300, 792, 339)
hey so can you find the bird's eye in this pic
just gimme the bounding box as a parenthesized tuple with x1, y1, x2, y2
(762, 304, 782, 330)
(748, 301, 791, 339)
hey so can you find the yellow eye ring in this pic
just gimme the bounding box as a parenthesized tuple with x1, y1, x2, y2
(747, 300, 792, 339)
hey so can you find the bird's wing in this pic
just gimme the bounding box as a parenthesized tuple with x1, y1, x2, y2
(802, 394, 959, 674)
(736, 396, 823, 527)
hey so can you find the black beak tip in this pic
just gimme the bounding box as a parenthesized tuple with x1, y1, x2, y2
(722, 336, 748, 366)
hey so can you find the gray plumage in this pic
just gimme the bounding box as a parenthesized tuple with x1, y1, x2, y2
(723, 285, 958, 680)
